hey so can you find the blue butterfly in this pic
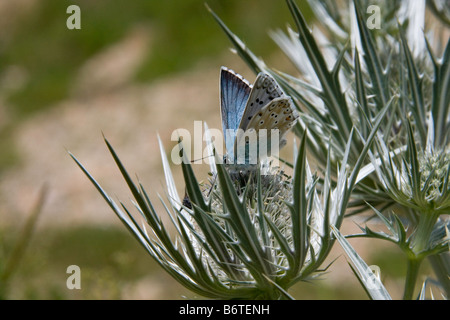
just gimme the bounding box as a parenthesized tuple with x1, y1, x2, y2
(219, 67, 298, 168)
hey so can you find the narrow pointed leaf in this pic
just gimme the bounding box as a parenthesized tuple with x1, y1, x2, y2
(331, 225, 392, 300)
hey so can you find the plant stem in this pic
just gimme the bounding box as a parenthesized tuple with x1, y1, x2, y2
(403, 210, 441, 299)
(403, 258, 422, 300)
(411, 210, 440, 254)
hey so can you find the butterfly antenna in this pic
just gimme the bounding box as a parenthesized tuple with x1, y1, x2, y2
(190, 153, 216, 164)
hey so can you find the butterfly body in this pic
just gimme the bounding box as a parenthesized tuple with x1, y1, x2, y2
(219, 67, 298, 170)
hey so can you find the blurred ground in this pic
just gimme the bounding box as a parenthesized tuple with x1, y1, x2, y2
(0, 0, 416, 300)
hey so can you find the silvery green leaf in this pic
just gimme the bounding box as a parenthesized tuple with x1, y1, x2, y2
(158, 135, 182, 211)
(203, 122, 217, 176)
(331, 225, 392, 300)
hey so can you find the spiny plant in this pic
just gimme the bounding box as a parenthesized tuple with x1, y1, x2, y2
(208, 0, 449, 299)
(70, 119, 386, 299)
(71, 0, 448, 300)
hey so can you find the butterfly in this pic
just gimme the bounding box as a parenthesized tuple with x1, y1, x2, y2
(219, 66, 298, 171)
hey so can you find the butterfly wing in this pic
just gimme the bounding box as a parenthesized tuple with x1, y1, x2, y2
(234, 97, 298, 164)
(238, 72, 285, 131)
(220, 67, 252, 161)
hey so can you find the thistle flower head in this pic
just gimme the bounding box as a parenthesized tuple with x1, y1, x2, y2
(418, 147, 450, 204)
(195, 165, 296, 284)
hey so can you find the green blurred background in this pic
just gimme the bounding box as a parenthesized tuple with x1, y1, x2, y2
(0, 0, 414, 299)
